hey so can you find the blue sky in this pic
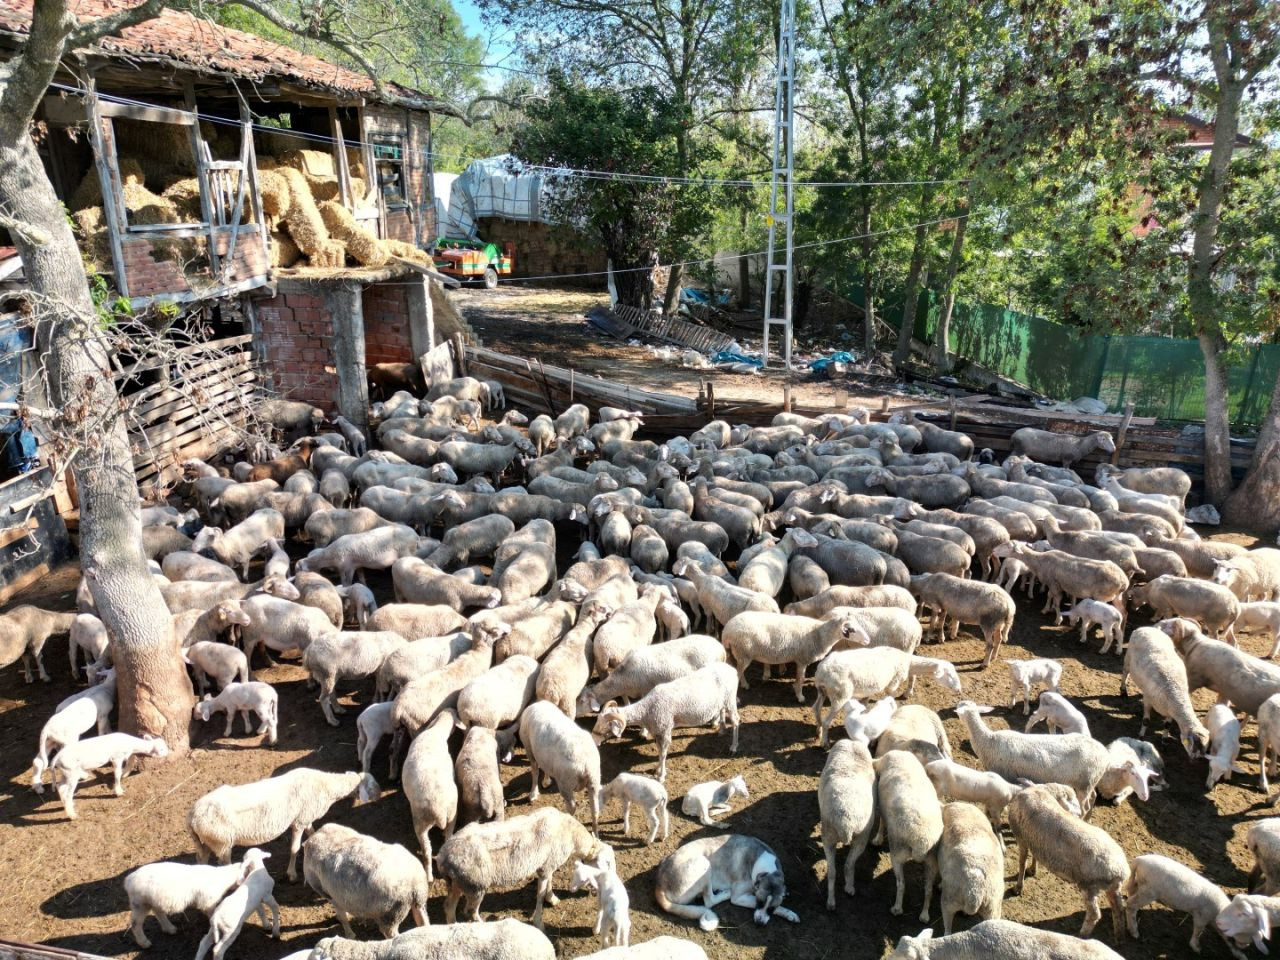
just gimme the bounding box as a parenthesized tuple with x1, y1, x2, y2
(453, 0, 517, 83)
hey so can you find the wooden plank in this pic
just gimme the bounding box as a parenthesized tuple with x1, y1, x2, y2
(0, 561, 51, 606)
(134, 371, 256, 425)
(391, 256, 461, 288)
(126, 351, 253, 412)
(0, 517, 38, 550)
(87, 97, 129, 296)
(98, 100, 194, 125)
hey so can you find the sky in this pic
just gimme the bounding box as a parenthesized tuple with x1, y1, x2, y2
(453, 0, 518, 87)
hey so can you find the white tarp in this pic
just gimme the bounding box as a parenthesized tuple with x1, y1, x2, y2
(442, 155, 548, 239)
(431, 172, 457, 239)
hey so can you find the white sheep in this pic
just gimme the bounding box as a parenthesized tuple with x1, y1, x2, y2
(937, 801, 1004, 935)
(925, 759, 1022, 828)
(1005, 658, 1063, 715)
(1098, 738, 1165, 805)
(303, 630, 407, 726)
(520, 700, 602, 832)
(1121, 625, 1210, 757)
(1217, 893, 1280, 956)
(1063, 599, 1125, 654)
(577, 634, 727, 714)
(188, 768, 380, 880)
(184, 640, 250, 694)
(457, 654, 540, 729)
(722, 610, 871, 702)
(1024, 691, 1091, 736)
(1124, 854, 1245, 958)
(571, 855, 631, 949)
(1205, 702, 1244, 789)
(600, 772, 669, 843)
(1232, 600, 1280, 654)
(994, 556, 1033, 597)
(1260, 694, 1280, 801)
(401, 709, 458, 880)
(1247, 819, 1280, 895)
(818, 739, 876, 909)
(49, 732, 169, 818)
(874, 749, 944, 921)
(356, 701, 397, 776)
(337, 582, 378, 628)
(312, 919, 556, 960)
(31, 672, 115, 793)
(192, 856, 280, 960)
(681, 774, 748, 826)
(812, 648, 960, 747)
(123, 848, 269, 948)
(843, 695, 898, 746)
(302, 822, 428, 938)
(193, 682, 278, 745)
(886, 919, 1126, 959)
(67, 613, 109, 681)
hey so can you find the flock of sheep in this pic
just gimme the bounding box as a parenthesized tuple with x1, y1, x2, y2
(6, 375, 1280, 960)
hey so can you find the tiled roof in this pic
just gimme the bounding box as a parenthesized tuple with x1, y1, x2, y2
(0, 0, 453, 111)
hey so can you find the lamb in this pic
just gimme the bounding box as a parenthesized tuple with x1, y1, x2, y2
(191, 854, 280, 960)
(392, 556, 501, 611)
(0, 605, 76, 683)
(577, 634, 727, 714)
(601, 772, 669, 843)
(1025, 691, 1090, 736)
(67, 613, 109, 682)
(188, 768, 380, 880)
(356, 701, 397, 775)
(721, 611, 871, 702)
(437, 806, 605, 926)
(298, 524, 426, 587)
(1260, 694, 1280, 800)
(455, 724, 510, 826)
(1247, 819, 1280, 895)
(1097, 738, 1165, 804)
(815, 740, 876, 911)
(925, 760, 1022, 827)
(681, 774, 749, 826)
(302, 822, 428, 938)
(811, 649, 960, 746)
(908, 573, 1016, 667)
(337, 582, 377, 628)
(519, 700, 603, 832)
(874, 749, 944, 921)
(1163, 616, 1280, 717)
(1231, 601, 1280, 654)
(303, 630, 407, 726)
(457, 654, 540, 729)
(1129, 575, 1239, 640)
(1007, 784, 1129, 939)
(1216, 893, 1280, 957)
(995, 556, 1033, 596)
(391, 621, 502, 736)
(844, 695, 899, 746)
(591, 662, 740, 781)
(31, 672, 116, 793)
(569, 857, 631, 949)
(1010, 427, 1116, 467)
(783, 583, 916, 617)
(937, 801, 1004, 935)
(954, 701, 1110, 812)
(184, 640, 250, 694)
(1205, 702, 1244, 789)
(1063, 599, 1125, 654)
(49, 732, 169, 818)
(1122, 854, 1244, 957)
(1005, 658, 1063, 714)
(123, 848, 270, 948)
(886, 919, 1126, 959)
(193, 682, 279, 745)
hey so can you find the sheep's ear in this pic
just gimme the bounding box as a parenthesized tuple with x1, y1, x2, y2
(602, 700, 619, 712)
(202, 693, 213, 702)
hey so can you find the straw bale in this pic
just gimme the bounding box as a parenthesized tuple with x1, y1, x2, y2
(69, 158, 145, 211)
(258, 170, 291, 219)
(113, 117, 196, 186)
(319, 200, 387, 267)
(270, 230, 302, 268)
(72, 206, 111, 273)
(122, 180, 181, 226)
(276, 166, 332, 256)
(283, 149, 337, 180)
(309, 239, 347, 269)
(383, 239, 432, 265)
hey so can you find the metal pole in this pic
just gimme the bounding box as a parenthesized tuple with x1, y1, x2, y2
(761, 0, 796, 369)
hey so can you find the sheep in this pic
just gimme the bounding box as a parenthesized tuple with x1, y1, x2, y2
(886, 919, 1126, 959)
(337, 582, 377, 628)
(1005, 658, 1063, 714)
(1104, 464, 1193, 505)
(812, 649, 960, 746)
(844, 695, 900, 746)
(572, 938, 708, 960)
(995, 543, 1128, 623)
(67, 613, 109, 682)
(1205, 702, 1244, 789)
(889, 525, 974, 579)
(671, 559, 779, 634)
(192, 507, 287, 576)
(722, 611, 871, 702)
(394, 709, 457, 882)
(537, 606, 614, 719)
(1099, 475, 1185, 532)
(1215, 550, 1280, 602)
(31, 673, 116, 793)
(161, 551, 239, 584)
(188, 768, 380, 880)
(437, 805, 605, 926)
(259, 399, 324, 440)
(391, 621, 503, 736)
(1039, 517, 1143, 577)
(1007, 784, 1129, 939)
(193, 682, 279, 745)
(1129, 575, 1239, 640)
(368, 602, 467, 640)
(48, 732, 169, 818)
(995, 556, 1033, 596)
(1011, 427, 1116, 467)
(184, 641, 250, 694)
(1248, 820, 1280, 895)
(391, 557, 500, 611)
(876, 704, 954, 766)
(833, 605, 925, 654)
(937, 801, 1004, 935)
(1063, 599, 1125, 654)
(1231, 601, 1280, 653)
(961, 464, 1058, 506)
(592, 586, 667, 673)
(904, 414, 973, 460)
(1216, 894, 1280, 956)
(123, 848, 269, 948)
(1121, 854, 1244, 958)
(236, 595, 335, 671)
(874, 749, 944, 920)
(600, 773, 669, 843)
(0, 605, 76, 683)
(591, 662, 740, 781)
(925, 760, 1022, 828)
(784, 583, 916, 617)
(302, 822, 428, 938)
(455, 724, 510, 826)
(303, 630, 406, 726)
(864, 468, 971, 509)
(305, 507, 395, 547)
(577, 634, 727, 714)
(311, 919, 555, 960)
(681, 774, 749, 826)
(908, 573, 1016, 667)
(192, 855, 280, 960)
(1097, 738, 1165, 805)
(519, 700, 603, 832)
(356, 701, 397, 776)
(1162, 616, 1280, 717)
(816, 740, 876, 910)
(1259, 694, 1280, 801)
(954, 701, 1110, 812)
(1025, 691, 1090, 736)
(299, 524, 427, 587)
(458, 654, 540, 729)
(569, 857, 631, 949)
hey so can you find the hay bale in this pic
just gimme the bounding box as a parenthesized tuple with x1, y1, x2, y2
(383, 239, 432, 265)
(161, 177, 204, 222)
(122, 180, 180, 226)
(283, 149, 337, 179)
(72, 206, 111, 273)
(270, 230, 302, 268)
(69, 158, 145, 211)
(309, 239, 347, 269)
(275, 166, 332, 257)
(112, 117, 196, 187)
(310, 180, 341, 202)
(319, 200, 387, 267)
(258, 170, 291, 219)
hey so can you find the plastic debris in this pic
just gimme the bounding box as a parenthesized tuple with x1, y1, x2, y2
(1186, 504, 1221, 526)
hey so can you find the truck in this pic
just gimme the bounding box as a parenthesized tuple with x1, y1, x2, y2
(432, 237, 514, 289)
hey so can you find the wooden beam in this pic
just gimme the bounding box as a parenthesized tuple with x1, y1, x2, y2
(390, 255, 460, 288)
(97, 100, 194, 125)
(85, 90, 129, 297)
(1112, 401, 1135, 465)
(330, 107, 353, 209)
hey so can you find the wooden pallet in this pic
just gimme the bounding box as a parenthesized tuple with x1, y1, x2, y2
(609, 303, 739, 355)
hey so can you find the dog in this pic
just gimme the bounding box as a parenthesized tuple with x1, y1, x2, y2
(654, 834, 799, 931)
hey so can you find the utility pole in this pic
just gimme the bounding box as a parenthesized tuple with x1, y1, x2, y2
(761, 0, 796, 369)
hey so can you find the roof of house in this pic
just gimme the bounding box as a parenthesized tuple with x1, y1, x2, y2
(1161, 111, 1258, 150)
(0, 0, 459, 114)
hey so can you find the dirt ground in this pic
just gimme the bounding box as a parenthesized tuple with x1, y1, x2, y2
(453, 285, 919, 414)
(0, 521, 1272, 960)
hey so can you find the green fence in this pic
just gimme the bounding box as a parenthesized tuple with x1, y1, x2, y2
(886, 290, 1278, 426)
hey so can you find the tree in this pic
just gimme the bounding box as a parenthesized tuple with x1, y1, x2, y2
(511, 75, 718, 310)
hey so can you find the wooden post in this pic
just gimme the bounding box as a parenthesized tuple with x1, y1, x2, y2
(325, 281, 369, 436)
(949, 396, 958, 432)
(406, 275, 433, 358)
(569, 368, 575, 404)
(453, 333, 468, 377)
(330, 106, 353, 209)
(85, 88, 130, 298)
(880, 396, 890, 414)
(1112, 401, 1135, 465)
(836, 390, 848, 411)
(707, 381, 715, 420)
(783, 384, 792, 413)
(183, 81, 220, 277)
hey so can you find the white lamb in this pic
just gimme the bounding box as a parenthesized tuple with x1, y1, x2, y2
(1064, 598, 1125, 654)
(356, 701, 397, 777)
(1232, 601, 1280, 655)
(843, 696, 898, 747)
(50, 732, 170, 819)
(31, 672, 115, 793)
(925, 759, 1022, 828)
(184, 641, 250, 694)
(681, 774, 748, 826)
(193, 682, 279, 745)
(571, 855, 631, 949)
(1005, 658, 1062, 715)
(193, 856, 280, 960)
(994, 556, 1033, 597)
(123, 848, 269, 948)
(1206, 702, 1244, 789)
(600, 772, 670, 843)
(1123, 853, 1246, 958)
(1024, 691, 1091, 736)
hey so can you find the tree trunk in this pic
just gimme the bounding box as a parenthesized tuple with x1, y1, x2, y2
(932, 203, 968, 374)
(1199, 332, 1235, 509)
(0, 130, 193, 750)
(1223, 362, 1280, 527)
(894, 99, 946, 367)
(737, 207, 751, 308)
(612, 261, 654, 311)
(662, 262, 684, 316)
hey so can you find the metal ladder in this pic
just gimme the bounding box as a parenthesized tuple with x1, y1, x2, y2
(761, 0, 797, 369)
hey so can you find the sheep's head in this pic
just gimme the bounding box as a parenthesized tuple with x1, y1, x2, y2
(213, 600, 251, 631)
(1217, 894, 1274, 951)
(556, 578, 590, 604)
(1184, 722, 1211, 761)
(354, 772, 381, 805)
(193, 695, 215, 722)
(1212, 560, 1244, 587)
(591, 702, 628, 744)
(142, 735, 171, 760)
(569, 860, 602, 894)
(1117, 759, 1159, 802)
(787, 528, 819, 549)
(262, 574, 300, 600)
(1094, 431, 1118, 454)
(190, 526, 224, 556)
(835, 615, 871, 647)
(1157, 615, 1201, 647)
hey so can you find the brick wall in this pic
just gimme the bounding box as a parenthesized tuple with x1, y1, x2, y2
(476, 217, 607, 287)
(254, 284, 338, 410)
(363, 281, 413, 365)
(119, 227, 269, 300)
(364, 106, 432, 247)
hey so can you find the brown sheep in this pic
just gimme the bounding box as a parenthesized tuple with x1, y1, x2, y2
(368, 362, 426, 401)
(248, 438, 318, 484)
